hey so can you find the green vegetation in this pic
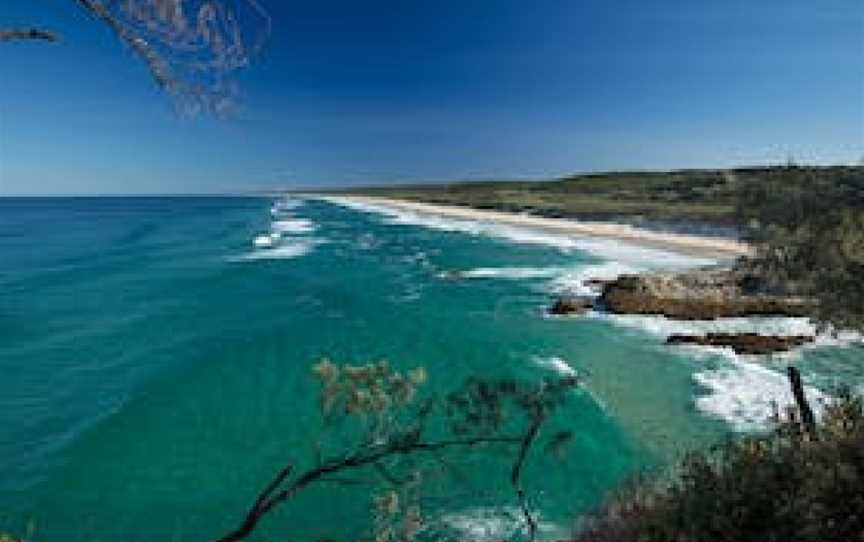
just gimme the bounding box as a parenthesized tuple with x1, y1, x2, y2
(562, 164, 864, 542)
(346, 166, 862, 226)
(736, 165, 864, 329)
(570, 391, 864, 542)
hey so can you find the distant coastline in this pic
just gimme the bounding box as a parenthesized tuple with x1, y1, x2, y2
(335, 195, 753, 260)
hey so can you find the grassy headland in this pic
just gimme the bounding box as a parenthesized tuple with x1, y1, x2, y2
(338, 165, 862, 229)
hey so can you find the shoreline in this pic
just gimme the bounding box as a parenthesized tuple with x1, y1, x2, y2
(334, 195, 753, 260)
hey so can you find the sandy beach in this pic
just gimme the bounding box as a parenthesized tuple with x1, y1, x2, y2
(339, 196, 753, 260)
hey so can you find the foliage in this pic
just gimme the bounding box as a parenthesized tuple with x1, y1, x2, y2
(2, 1, 270, 114)
(82, 0, 270, 114)
(313, 359, 427, 440)
(216, 360, 579, 542)
(446, 375, 578, 435)
(736, 165, 864, 329)
(569, 391, 864, 542)
(0, 28, 58, 42)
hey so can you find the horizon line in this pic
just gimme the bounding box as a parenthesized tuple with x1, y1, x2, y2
(2, 161, 861, 198)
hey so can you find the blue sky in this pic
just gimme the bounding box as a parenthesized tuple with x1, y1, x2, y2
(1, 1, 862, 195)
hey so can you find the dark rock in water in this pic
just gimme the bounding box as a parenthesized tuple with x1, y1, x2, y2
(438, 270, 466, 281)
(666, 333, 814, 355)
(548, 296, 594, 315)
(598, 269, 812, 320)
(583, 278, 612, 290)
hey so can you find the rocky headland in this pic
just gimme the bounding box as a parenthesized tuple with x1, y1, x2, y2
(596, 268, 812, 320)
(548, 266, 816, 354)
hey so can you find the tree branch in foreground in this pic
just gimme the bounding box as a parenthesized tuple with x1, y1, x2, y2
(215, 434, 523, 542)
(512, 417, 543, 540)
(77, 0, 175, 91)
(75, 0, 270, 114)
(0, 28, 59, 42)
(787, 365, 817, 439)
(215, 361, 579, 542)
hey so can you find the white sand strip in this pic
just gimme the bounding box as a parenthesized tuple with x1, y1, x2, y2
(339, 196, 752, 260)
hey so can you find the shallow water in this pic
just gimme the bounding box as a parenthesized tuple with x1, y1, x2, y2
(0, 196, 859, 540)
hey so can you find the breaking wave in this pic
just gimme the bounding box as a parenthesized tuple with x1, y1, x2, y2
(596, 313, 861, 358)
(544, 262, 639, 297)
(533, 356, 577, 377)
(435, 507, 562, 542)
(593, 313, 861, 431)
(459, 267, 567, 280)
(232, 238, 322, 261)
(270, 197, 305, 215)
(272, 218, 316, 234)
(234, 196, 322, 261)
(693, 359, 827, 432)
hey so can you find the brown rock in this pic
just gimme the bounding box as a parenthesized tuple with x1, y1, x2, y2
(666, 333, 814, 355)
(598, 269, 812, 320)
(583, 278, 612, 291)
(548, 296, 594, 315)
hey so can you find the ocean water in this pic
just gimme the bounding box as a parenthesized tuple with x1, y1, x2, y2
(1, 196, 861, 541)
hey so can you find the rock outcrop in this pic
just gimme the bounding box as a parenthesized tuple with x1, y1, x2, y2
(548, 296, 594, 315)
(583, 278, 613, 291)
(598, 269, 812, 320)
(666, 333, 814, 355)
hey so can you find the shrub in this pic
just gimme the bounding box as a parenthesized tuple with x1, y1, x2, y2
(570, 392, 864, 542)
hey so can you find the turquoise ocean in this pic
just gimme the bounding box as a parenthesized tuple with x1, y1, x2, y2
(1, 196, 861, 541)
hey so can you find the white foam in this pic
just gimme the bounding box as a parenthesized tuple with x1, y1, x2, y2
(545, 262, 640, 297)
(252, 232, 280, 248)
(323, 196, 714, 266)
(234, 238, 322, 261)
(243, 197, 321, 259)
(272, 218, 316, 234)
(594, 311, 854, 431)
(384, 208, 584, 252)
(452, 261, 641, 300)
(270, 197, 305, 215)
(460, 267, 566, 280)
(596, 313, 861, 358)
(602, 314, 818, 341)
(533, 356, 577, 377)
(436, 507, 560, 542)
(574, 237, 715, 269)
(694, 359, 827, 432)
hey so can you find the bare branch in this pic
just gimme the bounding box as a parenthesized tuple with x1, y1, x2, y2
(787, 365, 818, 439)
(511, 417, 543, 541)
(75, 0, 270, 115)
(219, 364, 579, 542)
(0, 28, 59, 42)
(215, 434, 522, 542)
(78, 0, 177, 91)
(251, 465, 292, 512)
